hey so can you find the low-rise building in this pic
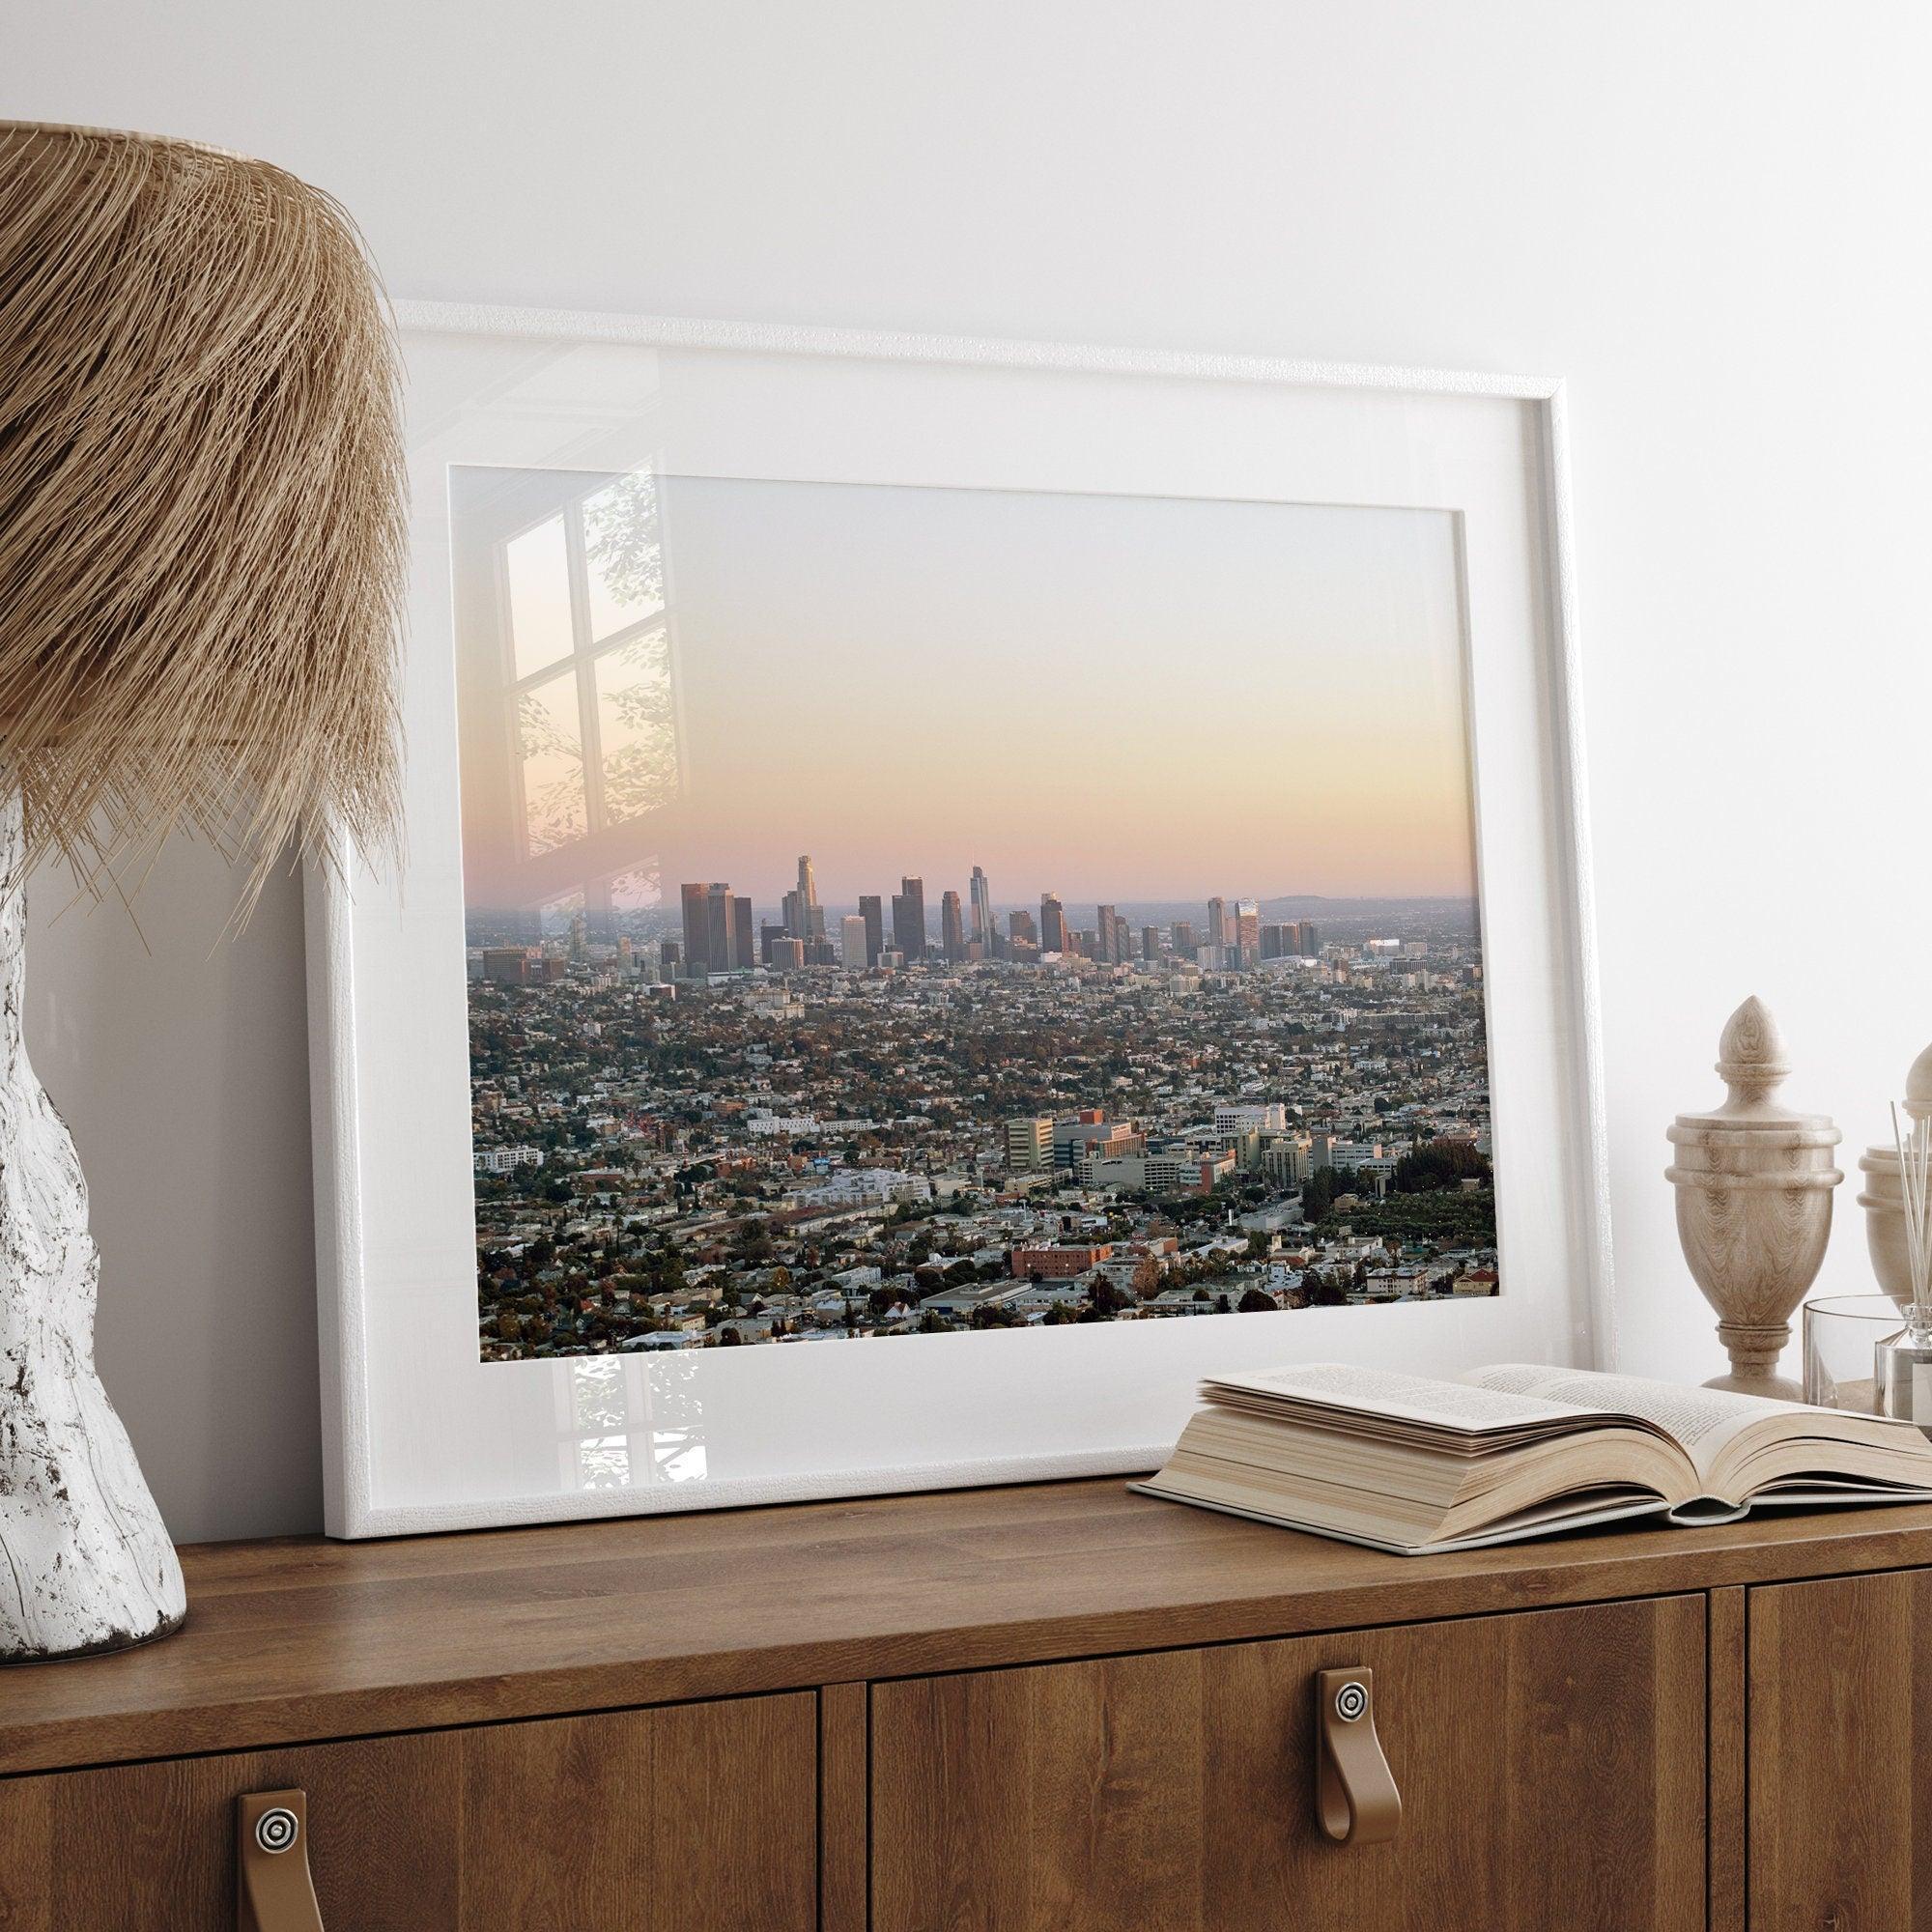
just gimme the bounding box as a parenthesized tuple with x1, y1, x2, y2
(1009, 1281, 1089, 1313)
(473, 1145, 545, 1175)
(1074, 1150, 1234, 1196)
(1052, 1110, 1146, 1169)
(917, 1281, 1029, 1318)
(798, 1168, 933, 1208)
(1010, 1242, 1115, 1279)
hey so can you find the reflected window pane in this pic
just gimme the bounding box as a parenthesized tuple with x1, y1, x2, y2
(539, 890, 584, 939)
(518, 670, 585, 856)
(504, 515, 575, 679)
(606, 865, 663, 912)
(582, 473, 666, 642)
(595, 629, 677, 825)
(572, 1358, 627, 1431)
(577, 1437, 633, 1490)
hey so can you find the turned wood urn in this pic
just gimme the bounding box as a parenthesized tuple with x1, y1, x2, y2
(1665, 997, 1842, 1400)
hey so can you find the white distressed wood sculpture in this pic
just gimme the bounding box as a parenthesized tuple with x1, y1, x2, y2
(1858, 1042, 1932, 1309)
(1665, 997, 1843, 1401)
(0, 796, 185, 1659)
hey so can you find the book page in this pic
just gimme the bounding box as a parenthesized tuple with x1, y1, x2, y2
(1209, 1362, 1602, 1434)
(1129, 1479, 1679, 1555)
(1463, 1365, 1799, 1477)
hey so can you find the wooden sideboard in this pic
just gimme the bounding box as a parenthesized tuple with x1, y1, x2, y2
(1, 1477, 1930, 1929)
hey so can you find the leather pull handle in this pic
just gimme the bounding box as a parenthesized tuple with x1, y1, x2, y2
(238, 1790, 325, 1932)
(1315, 1667, 1401, 1845)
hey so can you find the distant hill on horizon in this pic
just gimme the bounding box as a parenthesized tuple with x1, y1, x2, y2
(1065, 894, 1477, 925)
(1253, 893, 1475, 915)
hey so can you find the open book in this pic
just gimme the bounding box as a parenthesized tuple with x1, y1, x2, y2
(1131, 1362, 1932, 1554)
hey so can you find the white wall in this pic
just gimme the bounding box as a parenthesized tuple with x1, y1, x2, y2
(10, 1, 1932, 1542)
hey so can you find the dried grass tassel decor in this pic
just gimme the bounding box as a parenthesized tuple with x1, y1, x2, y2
(0, 121, 405, 902)
(0, 123, 406, 1660)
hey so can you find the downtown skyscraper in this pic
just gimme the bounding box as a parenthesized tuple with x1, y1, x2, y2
(679, 882, 731, 974)
(1039, 893, 1066, 954)
(1236, 899, 1260, 965)
(892, 875, 927, 961)
(858, 895, 884, 967)
(782, 853, 824, 944)
(969, 866, 994, 949)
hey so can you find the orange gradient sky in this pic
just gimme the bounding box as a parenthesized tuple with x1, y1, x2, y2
(466, 472, 1480, 910)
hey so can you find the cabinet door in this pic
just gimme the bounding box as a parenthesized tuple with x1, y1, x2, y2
(0, 1691, 816, 1931)
(871, 1596, 1704, 1932)
(1749, 1569, 1932, 1931)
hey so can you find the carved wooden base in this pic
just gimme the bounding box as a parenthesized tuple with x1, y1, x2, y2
(1705, 1318, 1804, 1402)
(0, 794, 185, 1661)
(1706, 1371, 1805, 1403)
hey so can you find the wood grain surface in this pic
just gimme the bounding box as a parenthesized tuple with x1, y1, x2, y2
(1707, 1584, 1747, 1932)
(819, 1681, 868, 1932)
(0, 1692, 816, 1931)
(1748, 1568, 1932, 1931)
(871, 1593, 1707, 1932)
(2, 1477, 1931, 1777)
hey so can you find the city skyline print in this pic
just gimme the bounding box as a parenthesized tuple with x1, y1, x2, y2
(452, 465, 1499, 1363)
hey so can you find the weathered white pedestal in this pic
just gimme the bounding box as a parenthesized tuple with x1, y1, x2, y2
(0, 796, 185, 1660)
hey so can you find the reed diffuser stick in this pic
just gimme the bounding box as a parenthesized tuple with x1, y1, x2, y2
(1891, 1101, 1932, 1339)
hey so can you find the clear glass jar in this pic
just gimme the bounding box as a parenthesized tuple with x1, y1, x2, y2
(1802, 1293, 1902, 1413)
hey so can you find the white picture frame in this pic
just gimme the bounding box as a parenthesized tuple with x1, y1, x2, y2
(306, 302, 1611, 1538)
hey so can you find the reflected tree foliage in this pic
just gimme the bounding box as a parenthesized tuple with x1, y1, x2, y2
(583, 470, 664, 611)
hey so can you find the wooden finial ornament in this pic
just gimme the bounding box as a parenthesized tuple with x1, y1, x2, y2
(1713, 996, 1791, 1111)
(1908, 1042, 1932, 1122)
(1666, 998, 1843, 1400)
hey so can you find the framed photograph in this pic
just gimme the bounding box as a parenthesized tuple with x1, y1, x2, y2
(306, 304, 1611, 1537)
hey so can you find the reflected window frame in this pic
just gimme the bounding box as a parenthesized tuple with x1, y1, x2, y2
(492, 469, 679, 867)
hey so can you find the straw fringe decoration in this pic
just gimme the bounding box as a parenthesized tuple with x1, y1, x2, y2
(0, 123, 405, 913)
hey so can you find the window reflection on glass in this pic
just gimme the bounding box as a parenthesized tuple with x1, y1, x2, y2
(577, 1436, 633, 1489)
(493, 466, 679, 870)
(652, 1429, 707, 1483)
(595, 628, 677, 826)
(572, 1357, 627, 1431)
(539, 889, 585, 939)
(582, 472, 666, 642)
(567, 1344, 632, 1489)
(460, 463, 682, 1105)
(518, 669, 586, 856)
(504, 514, 574, 680)
(606, 865, 663, 912)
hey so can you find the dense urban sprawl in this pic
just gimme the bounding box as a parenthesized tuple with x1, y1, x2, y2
(468, 861, 1499, 1359)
